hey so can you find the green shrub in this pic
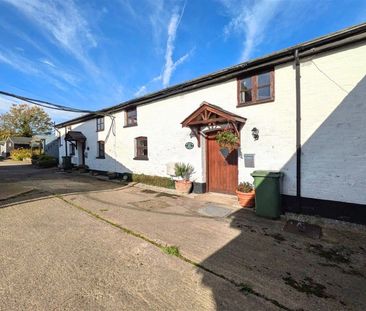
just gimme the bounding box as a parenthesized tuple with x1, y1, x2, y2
(10, 148, 32, 161)
(32, 154, 58, 168)
(38, 155, 57, 161)
(132, 173, 175, 189)
(37, 157, 58, 168)
(0, 156, 4, 161)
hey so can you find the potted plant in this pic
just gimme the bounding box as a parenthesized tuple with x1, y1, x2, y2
(174, 162, 194, 193)
(215, 130, 240, 153)
(236, 182, 255, 208)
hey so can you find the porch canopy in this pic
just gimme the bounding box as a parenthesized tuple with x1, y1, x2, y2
(181, 101, 246, 147)
(65, 131, 86, 143)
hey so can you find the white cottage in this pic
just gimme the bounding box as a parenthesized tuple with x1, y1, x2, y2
(56, 23, 366, 224)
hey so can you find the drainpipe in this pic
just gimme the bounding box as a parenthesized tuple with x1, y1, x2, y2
(64, 128, 68, 156)
(295, 49, 301, 210)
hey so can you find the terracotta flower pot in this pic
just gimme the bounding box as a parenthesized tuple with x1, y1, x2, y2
(175, 180, 192, 194)
(236, 190, 255, 208)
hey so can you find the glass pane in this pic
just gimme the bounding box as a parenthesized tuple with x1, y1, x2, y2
(241, 90, 252, 103)
(127, 109, 136, 117)
(257, 86, 271, 100)
(258, 72, 270, 86)
(241, 78, 251, 91)
(128, 117, 136, 125)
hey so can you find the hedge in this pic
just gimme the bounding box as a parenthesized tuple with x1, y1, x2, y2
(33, 155, 58, 168)
(131, 173, 175, 189)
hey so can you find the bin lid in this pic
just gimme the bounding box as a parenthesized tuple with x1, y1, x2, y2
(251, 170, 283, 178)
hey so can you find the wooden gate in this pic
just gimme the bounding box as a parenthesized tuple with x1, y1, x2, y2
(206, 133, 238, 194)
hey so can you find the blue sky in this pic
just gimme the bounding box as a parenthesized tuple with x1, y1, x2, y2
(0, 0, 365, 122)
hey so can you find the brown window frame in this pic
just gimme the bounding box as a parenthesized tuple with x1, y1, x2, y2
(237, 69, 275, 107)
(125, 107, 137, 127)
(134, 136, 148, 160)
(96, 117, 105, 132)
(97, 141, 105, 159)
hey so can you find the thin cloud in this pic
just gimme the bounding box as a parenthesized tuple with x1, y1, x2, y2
(3, 0, 98, 74)
(134, 86, 147, 97)
(0, 49, 79, 89)
(40, 59, 56, 68)
(221, 0, 281, 61)
(162, 2, 191, 87)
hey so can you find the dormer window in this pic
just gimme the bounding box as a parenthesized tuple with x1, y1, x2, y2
(125, 107, 137, 127)
(238, 70, 274, 106)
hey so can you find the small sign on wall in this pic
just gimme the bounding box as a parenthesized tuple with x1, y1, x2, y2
(244, 154, 255, 168)
(185, 142, 194, 150)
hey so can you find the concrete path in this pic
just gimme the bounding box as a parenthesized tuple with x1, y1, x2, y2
(1, 162, 366, 310)
(1, 197, 268, 310)
(64, 186, 366, 311)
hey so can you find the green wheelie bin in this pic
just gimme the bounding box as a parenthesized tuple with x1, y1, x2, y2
(251, 171, 283, 219)
(62, 156, 72, 170)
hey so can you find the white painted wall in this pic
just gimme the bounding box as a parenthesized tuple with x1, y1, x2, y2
(58, 41, 366, 204)
(300, 42, 366, 204)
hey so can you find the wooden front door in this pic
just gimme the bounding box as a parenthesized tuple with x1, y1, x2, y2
(206, 134, 238, 194)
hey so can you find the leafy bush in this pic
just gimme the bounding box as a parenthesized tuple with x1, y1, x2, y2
(174, 163, 194, 181)
(132, 173, 175, 189)
(33, 154, 58, 168)
(10, 148, 32, 161)
(237, 182, 254, 193)
(0, 156, 4, 161)
(38, 156, 58, 168)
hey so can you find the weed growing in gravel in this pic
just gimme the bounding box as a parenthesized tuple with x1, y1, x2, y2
(162, 245, 180, 257)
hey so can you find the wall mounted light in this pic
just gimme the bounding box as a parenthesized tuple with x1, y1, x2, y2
(251, 127, 259, 141)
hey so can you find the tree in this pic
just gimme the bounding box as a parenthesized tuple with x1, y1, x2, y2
(0, 103, 53, 139)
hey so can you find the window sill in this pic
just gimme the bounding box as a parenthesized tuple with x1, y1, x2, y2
(133, 156, 148, 161)
(237, 98, 274, 108)
(96, 156, 105, 159)
(96, 129, 104, 132)
(123, 124, 138, 128)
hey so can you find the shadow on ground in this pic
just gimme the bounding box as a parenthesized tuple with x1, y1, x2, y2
(0, 161, 123, 207)
(199, 207, 366, 310)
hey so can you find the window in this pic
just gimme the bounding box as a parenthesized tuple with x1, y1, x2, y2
(238, 70, 274, 106)
(96, 117, 104, 131)
(125, 107, 137, 127)
(97, 141, 105, 158)
(134, 137, 148, 160)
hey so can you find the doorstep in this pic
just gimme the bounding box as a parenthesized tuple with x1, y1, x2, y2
(194, 192, 241, 210)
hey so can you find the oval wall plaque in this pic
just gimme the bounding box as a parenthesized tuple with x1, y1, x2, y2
(185, 142, 194, 150)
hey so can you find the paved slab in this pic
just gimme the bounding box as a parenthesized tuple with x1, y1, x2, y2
(198, 204, 234, 218)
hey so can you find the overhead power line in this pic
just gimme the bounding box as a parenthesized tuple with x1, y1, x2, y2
(0, 90, 114, 117)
